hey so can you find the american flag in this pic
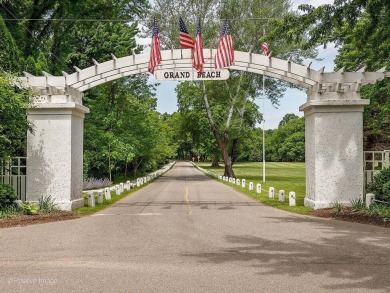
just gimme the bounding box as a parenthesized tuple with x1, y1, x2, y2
(214, 19, 234, 69)
(148, 17, 162, 74)
(192, 18, 204, 73)
(179, 17, 195, 49)
(262, 42, 270, 56)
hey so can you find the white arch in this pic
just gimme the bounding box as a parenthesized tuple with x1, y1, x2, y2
(22, 49, 388, 98)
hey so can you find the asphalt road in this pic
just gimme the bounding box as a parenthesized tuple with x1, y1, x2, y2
(0, 161, 389, 292)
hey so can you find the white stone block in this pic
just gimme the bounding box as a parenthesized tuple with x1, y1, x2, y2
(120, 183, 124, 193)
(143, 177, 147, 184)
(256, 184, 261, 194)
(249, 182, 254, 191)
(219, 175, 223, 180)
(126, 180, 131, 190)
(104, 187, 111, 200)
(269, 187, 275, 198)
(229, 177, 232, 183)
(366, 193, 375, 208)
(289, 192, 296, 206)
(115, 185, 120, 195)
(236, 179, 240, 186)
(241, 179, 246, 188)
(97, 191, 104, 204)
(279, 190, 285, 202)
(232, 178, 236, 184)
(136, 178, 141, 187)
(87, 192, 95, 207)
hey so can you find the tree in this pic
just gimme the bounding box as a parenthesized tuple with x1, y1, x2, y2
(0, 73, 33, 159)
(268, 117, 305, 162)
(268, 1, 390, 150)
(0, 15, 21, 72)
(278, 113, 299, 128)
(150, 0, 315, 177)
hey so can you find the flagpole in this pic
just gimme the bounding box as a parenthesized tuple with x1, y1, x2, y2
(262, 25, 266, 183)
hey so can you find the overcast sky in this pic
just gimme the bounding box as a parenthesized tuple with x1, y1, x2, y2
(147, 0, 335, 129)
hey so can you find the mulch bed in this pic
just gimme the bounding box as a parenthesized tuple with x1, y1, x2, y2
(0, 212, 81, 229)
(311, 207, 390, 228)
(1, 208, 389, 229)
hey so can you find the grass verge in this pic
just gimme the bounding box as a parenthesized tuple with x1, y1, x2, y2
(196, 161, 312, 215)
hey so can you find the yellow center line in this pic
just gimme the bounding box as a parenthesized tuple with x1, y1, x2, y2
(185, 185, 193, 216)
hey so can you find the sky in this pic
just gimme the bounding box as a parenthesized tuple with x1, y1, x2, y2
(143, 0, 335, 129)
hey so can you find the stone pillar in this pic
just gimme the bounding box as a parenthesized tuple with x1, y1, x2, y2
(300, 97, 369, 209)
(26, 98, 89, 211)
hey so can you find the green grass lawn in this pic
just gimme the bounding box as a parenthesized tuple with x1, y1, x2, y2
(197, 161, 312, 214)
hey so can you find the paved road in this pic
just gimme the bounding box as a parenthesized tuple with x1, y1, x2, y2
(0, 162, 389, 292)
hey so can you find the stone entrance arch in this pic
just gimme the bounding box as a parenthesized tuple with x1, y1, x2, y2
(20, 49, 389, 210)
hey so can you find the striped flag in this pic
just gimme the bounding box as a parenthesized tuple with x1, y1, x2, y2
(148, 17, 162, 74)
(179, 17, 195, 49)
(214, 19, 234, 69)
(192, 18, 204, 73)
(262, 42, 270, 56)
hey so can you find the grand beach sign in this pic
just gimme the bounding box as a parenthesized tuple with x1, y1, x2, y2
(155, 69, 230, 81)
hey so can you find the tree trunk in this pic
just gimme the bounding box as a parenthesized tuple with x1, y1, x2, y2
(211, 152, 220, 167)
(220, 143, 235, 178)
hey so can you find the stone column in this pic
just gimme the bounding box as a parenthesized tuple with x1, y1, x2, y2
(26, 97, 89, 211)
(300, 96, 369, 209)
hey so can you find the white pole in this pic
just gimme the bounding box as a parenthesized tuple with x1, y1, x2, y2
(262, 25, 266, 183)
(262, 75, 266, 183)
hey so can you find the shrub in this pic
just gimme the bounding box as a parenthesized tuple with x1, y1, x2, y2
(19, 202, 39, 215)
(332, 201, 344, 214)
(0, 183, 17, 209)
(38, 195, 58, 213)
(350, 198, 365, 212)
(367, 168, 390, 202)
(83, 177, 112, 190)
(0, 205, 21, 219)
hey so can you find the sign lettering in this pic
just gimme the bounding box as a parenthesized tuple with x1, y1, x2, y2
(155, 69, 229, 81)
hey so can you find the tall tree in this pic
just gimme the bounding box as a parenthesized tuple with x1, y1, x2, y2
(150, 0, 315, 177)
(268, 0, 390, 150)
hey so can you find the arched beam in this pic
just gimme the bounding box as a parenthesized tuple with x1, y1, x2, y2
(67, 49, 320, 91)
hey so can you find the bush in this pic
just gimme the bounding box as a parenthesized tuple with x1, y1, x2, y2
(83, 177, 112, 190)
(38, 195, 58, 213)
(368, 168, 390, 202)
(0, 183, 17, 209)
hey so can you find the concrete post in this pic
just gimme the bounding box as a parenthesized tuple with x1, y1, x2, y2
(289, 192, 296, 206)
(241, 179, 246, 188)
(256, 184, 261, 194)
(366, 193, 375, 208)
(104, 187, 111, 200)
(87, 191, 95, 207)
(26, 99, 89, 211)
(269, 187, 274, 198)
(97, 191, 104, 204)
(300, 97, 369, 209)
(279, 190, 285, 202)
(249, 182, 254, 191)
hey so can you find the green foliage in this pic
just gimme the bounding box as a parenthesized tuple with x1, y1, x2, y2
(267, 116, 305, 162)
(0, 205, 21, 219)
(0, 183, 17, 210)
(197, 161, 310, 214)
(38, 195, 58, 213)
(268, 1, 390, 150)
(332, 201, 344, 215)
(0, 15, 20, 72)
(350, 198, 365, 212)
(0, 73, 33, 158)
(367, 168, 390, 202)
(19, 202, 39, 215)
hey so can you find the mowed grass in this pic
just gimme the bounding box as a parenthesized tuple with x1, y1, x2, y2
(197, 161, 312, 214)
